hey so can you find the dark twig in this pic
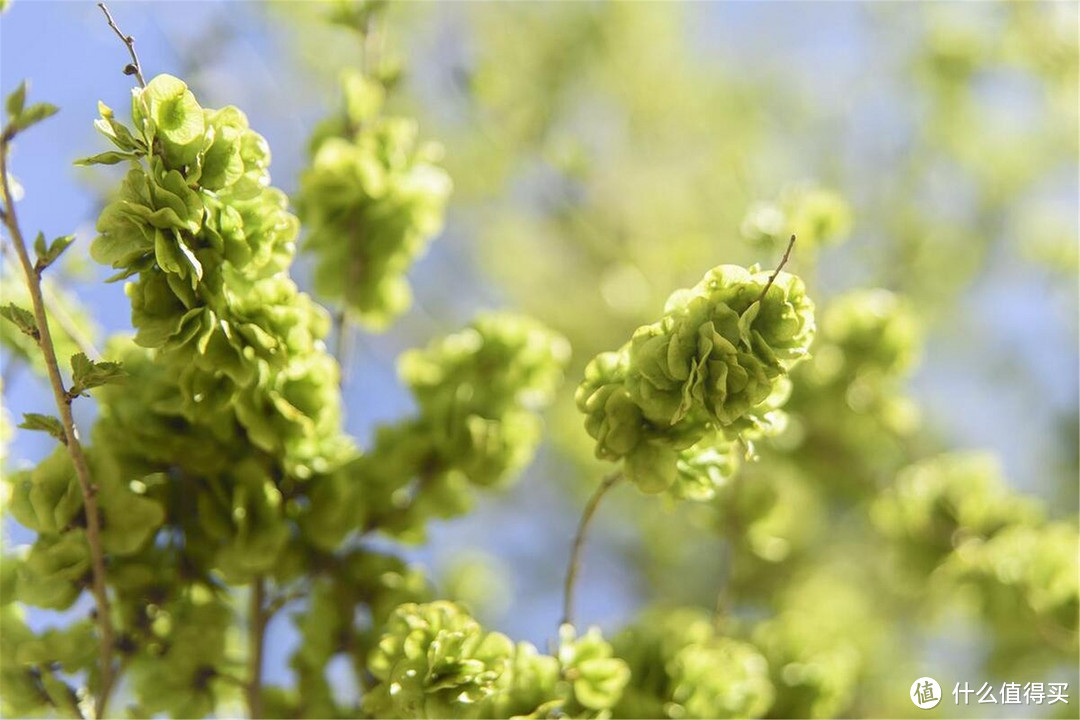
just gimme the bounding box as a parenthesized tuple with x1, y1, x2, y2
(97, 3, 147, 88)
(561, 471, 622, 628)
(757, 233, 796, 304)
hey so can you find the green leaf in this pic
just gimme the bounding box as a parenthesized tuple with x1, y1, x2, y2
(74, 151, 138, 167)
(5, 81, 26, 119)
(0, 303, 38, 338)
(10, 102, 59, 134)
(34, 233, 75, 270)
(70, 352, 126, 393)
(18, 413, 66, 443)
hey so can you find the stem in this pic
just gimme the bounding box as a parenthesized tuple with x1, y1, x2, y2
(1, 141, 115, 717)
(246, 577, 266, 720)
(97, 3, 146, 88)
(560, 471, 621, 628)
(712, 471, 743, 629)
(332, 307, 351, 389)
(756, 233, 796, 304)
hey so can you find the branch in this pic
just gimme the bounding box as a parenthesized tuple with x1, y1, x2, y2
(246, 577, 266, 720)
(756, 233, 796, 304)
(0, 136, 116, 718)
(97, 3, 146, 88)
(560, 471, 622, 628)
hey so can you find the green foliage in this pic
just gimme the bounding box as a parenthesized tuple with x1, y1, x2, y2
(16, 413, 64, 442)
(351, 312, 569, 543)
(0, 303, 38, 339)
(364, 601, 515, 718)
(363, 602, 629, 719)
(1, 4, 1076, 719)
(749, 575, 878, 719)
(577, 264, 814, 494)
(32, 232, 76, 271)
(69, 352, 125, 394)
(0, 275, 100, 378)
(873, 452, 1043, 575)
(4, 81, 58, 137)
(296, 70, 452, 330)
(613, 607, 773, 719)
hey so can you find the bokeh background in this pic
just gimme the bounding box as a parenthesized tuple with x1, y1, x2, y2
(2, 2, 1077, 717)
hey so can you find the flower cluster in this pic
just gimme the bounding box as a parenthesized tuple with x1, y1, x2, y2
(364, 601, 515, 718)
(352, 313, 570, 543)
(613, 607, 774, 719)
(874, 452, 1078, 667)
(872, 452, 1043, 574)
(0, 74, 366, 717)
(781, 289, 923, 497)
(364, 602, 629, 719)
(296, 71, 452, 330)
(749, 572, 882, 719)
(576, 264, 814, 495)
(88, 75, 349, 479)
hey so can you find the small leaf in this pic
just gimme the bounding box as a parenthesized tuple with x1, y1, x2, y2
(11, 102, 59, 134)
(35, 234, 75, 270)
(0, 303, 38, 338)
(70, 352, 126, 393)
(5, 81, 26, 120)
(74, 151, 137, 167)
(18, 413, 66, 443)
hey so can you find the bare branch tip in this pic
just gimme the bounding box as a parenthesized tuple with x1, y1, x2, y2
(97, 2, 147, 89)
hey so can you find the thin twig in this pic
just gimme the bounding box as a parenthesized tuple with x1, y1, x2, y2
(561, 471, 622, 628)
(756, 233, 796, 304)
(246, 577, 266, 720)
(97, 3, 147, 88)
(1, 138, 116, 719)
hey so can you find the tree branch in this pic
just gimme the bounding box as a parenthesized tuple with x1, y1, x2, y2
(757, 233, 796, 304)
(561, 471, 622, 628)
(97, 3, 146, 88)
(246, 577, 266, 719)
(1, 136, 116, 718)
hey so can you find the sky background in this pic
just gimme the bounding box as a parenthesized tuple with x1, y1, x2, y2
(1, 1, 1077, 711)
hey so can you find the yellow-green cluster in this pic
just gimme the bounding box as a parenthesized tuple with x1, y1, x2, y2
(296, 71, 452, 329)
(364, 602, 628, 719)
(613, 607, 774, 719)
(349, 313, 570, 543)
(577, 264, 814, 495)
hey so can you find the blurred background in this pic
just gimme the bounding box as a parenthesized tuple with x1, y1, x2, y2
(2, 2, 1077, 717)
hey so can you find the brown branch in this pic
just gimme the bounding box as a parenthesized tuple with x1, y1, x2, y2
(246, 577, 266, 719)
(97, 3, 147, 88)
(757, 233, 796, 304)
(561, 471, 622, 628)
(1, 138, 116, 718)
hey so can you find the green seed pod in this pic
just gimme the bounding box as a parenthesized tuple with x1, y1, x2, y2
(365, 601, 514, 719)
(613, 607, 773, 719)
(297, 71, 452, 330)
(577, 263, 814, 495)
(556, 624, 631, 714)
